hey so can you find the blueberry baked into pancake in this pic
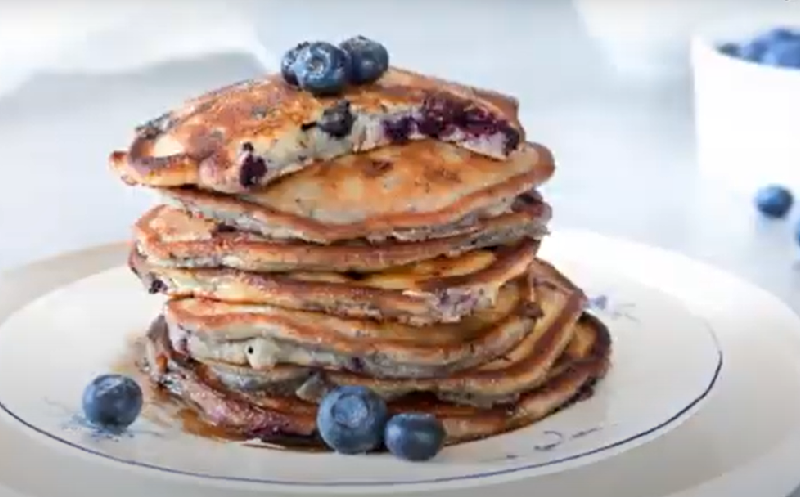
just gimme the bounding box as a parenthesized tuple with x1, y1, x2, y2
(94, 36, 612, 462)
(109, 36, 524, 194)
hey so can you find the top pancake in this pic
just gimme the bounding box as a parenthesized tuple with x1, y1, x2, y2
(157, 141, 553, 244)
(109, 67, 525, 193)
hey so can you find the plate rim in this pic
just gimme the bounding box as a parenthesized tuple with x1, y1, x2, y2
(0, 241, 723, 492)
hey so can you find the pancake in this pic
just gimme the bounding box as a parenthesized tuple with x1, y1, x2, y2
(156, 141, 553, 244)
(143, 310, 610, 446)
(134, 198, 550, 273)
(202, 258, 587, 407)
(130, 239, 538, 326)
(109, 67, 524, 193)
(164, 278, 539, 379)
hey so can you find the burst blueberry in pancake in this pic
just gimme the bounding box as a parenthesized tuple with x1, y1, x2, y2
(109, 66, 524, 193)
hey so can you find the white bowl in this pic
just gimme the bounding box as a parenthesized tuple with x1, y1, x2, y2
(572, 0, 774, 80)
(691, 15, 800, 194)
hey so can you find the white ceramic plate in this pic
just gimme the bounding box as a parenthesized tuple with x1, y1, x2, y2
(0, 239, 722, 493)
(0, 231, 798, 497)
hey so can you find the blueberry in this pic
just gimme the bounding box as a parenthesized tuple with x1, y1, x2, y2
(339, 36, 390, 85)
(292, 42, 352, 96)
(794, 219, 800, 246)
(316, 386, 388, 454)
(239, 154, 268, 187)
(383, 117, 415, 144)
(318, 100, 354, 138)
(755, 184, 794, 218)
(281, 42, 309, 86)
(758, 27, 800, 45)
(738, 27, 800, 63)
(762, 40, 800, 68)
(738, 40, 768, 62)
(384, 413, 445, 462)
(717, 42, 739, 57)
(81, 374, 143, 429)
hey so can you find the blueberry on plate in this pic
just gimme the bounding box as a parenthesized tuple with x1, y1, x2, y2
(318, 100, 355, 138)
(292, 42, 352, 96)
(281, 42, 310, 86)
(755, 184, 794, 219)
(339, 36, 390, 85)
(761, 39, 800, 69)
(316, 386, 389, 454)
(384, 413, 445, 462)
(82, 374, 143, 429)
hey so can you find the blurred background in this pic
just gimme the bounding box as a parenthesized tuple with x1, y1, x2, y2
(0, 0, 799, 307)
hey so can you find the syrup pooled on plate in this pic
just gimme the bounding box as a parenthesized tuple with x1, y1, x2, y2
(110, 333, 325, 451)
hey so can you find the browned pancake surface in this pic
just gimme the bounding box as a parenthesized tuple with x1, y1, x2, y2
(158, 142, 553, 243)
(202, 258, 588, 406)
(236, 141, 551, 225)
(110, 68, 524, 193)
(130, 239, 538, 325)
(143, 309, 611, 445)
(165, 279, 536, 379)
(134, 200, 549, 273)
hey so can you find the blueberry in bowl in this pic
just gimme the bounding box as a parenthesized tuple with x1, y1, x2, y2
(717, 27, 800, 69)
(339, 36, 390, 85)
(751, 26, 800, 50)
(717, 42, 739, 57)
(762, 39, 800, 69)
(755, 184, 794, 219)
(736, 40, 768, 62)
(82, 374, 143, 430)
(384, 412, 445, 462)
(291, 42, 352, 96)
(316, 386, 389, 454)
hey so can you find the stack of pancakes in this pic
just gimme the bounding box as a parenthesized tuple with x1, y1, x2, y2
(110, 67, 611, 446)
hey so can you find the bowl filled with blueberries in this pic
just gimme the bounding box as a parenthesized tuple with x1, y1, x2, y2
(691, 18, 800, 196)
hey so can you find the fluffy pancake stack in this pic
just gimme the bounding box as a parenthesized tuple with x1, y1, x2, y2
(110, 65, 611, 446)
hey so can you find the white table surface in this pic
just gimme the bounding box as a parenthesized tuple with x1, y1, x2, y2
(0, 2, 798, 496)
